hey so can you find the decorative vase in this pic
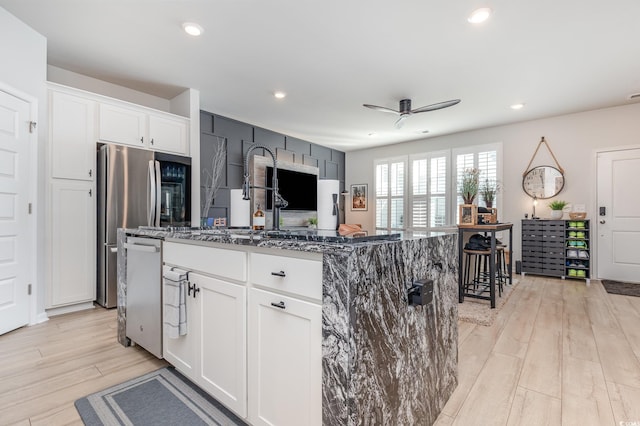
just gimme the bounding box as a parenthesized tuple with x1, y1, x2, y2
(550, 210, 563, 219)
(463, 196, 476, 205)
(485, 200, 493, 208)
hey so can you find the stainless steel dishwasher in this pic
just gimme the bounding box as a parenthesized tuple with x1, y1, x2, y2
(125, 236, 163, 358)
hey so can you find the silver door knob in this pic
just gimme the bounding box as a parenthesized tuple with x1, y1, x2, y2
(599, 220, 606, 224)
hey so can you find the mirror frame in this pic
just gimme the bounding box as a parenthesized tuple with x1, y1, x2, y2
(522, 165, 565, 199)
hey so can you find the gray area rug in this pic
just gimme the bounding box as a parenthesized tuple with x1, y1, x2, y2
(75, 367, 247, 425)
(458, 279, 520, 327)
(601, 280, 640, 297)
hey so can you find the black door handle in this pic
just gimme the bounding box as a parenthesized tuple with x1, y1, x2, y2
(271, 271, 286, 277)
(270, 301, 286, 309)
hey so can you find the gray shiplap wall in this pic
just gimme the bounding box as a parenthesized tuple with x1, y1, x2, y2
(200, 111, 345, 223)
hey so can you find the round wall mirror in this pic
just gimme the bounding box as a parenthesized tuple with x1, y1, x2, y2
(522, 166, 565, 199)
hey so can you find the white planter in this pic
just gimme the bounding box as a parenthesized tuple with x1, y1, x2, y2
(550, 210, 563, 219)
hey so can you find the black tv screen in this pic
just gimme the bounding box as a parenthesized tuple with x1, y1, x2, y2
(265, 166, 317, 211)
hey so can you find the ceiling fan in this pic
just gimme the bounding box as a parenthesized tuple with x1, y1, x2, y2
(363, 98, 461, 128)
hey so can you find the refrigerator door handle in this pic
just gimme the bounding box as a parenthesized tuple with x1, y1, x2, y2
(147, 160, 156, 226)
(154, 160, 161, 227)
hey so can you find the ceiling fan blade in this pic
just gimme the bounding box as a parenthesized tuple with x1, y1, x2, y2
(411, 99, 461, 114)
(394, 114, 410, 129)
(363, 104, 400, 115)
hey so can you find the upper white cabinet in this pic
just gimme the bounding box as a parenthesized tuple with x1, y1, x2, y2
(49, 90, 96, 181)
(98, 102, 189, 155)
(148, 114, 188, 154)
(98, 103, 146, 148)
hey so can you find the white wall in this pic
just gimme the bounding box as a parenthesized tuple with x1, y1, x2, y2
(0, 6, 47, 319)
(48, 65, 171, 112)
(346, 102, 640, 265)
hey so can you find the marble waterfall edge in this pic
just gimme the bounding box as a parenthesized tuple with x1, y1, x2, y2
(321, 234, 458, 425)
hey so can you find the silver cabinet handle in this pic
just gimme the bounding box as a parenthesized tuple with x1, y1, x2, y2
(110, 247, 118, 253)
(123, 242, 159, 253)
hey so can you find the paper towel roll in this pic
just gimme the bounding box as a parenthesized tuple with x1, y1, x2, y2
(317, 180, 339, 230)
(230, 189, 250, 227)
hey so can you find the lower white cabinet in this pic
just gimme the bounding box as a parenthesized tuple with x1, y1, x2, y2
(48, 179, 95, 307)
(163, 243, 322, 425)
(162, 268, 199, 378)
(248, 288, 322, 426)
(196, 272, 247, 417)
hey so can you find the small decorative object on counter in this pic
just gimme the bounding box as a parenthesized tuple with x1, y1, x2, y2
(460, 168, 480, 204)
(479, 179, 500, 208)
(548, 200, 568, 220)
(458, 204, 477, 225)
(253, 203, 265, 230)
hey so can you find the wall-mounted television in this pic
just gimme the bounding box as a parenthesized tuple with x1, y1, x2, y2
(265, 166, 317, 211)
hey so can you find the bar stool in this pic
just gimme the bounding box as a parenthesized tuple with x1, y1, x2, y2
(463, 248, 504, 296)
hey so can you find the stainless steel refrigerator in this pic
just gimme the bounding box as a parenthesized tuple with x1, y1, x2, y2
(97, 144, 191, 308)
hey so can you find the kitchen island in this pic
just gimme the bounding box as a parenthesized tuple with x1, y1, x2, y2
(117, 228, 459, 425)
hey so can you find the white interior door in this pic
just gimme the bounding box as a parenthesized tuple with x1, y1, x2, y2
(0, 89, 31, 335)
(596, 148, 640, 282)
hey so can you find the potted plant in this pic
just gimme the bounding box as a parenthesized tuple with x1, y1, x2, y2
(548, 200, 568, 219)
(479, 179, 500, 208)
(308, 217, 318, 229)
(459, 168, 480, 204)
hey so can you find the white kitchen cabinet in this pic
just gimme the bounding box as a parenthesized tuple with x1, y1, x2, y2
(162, 268, 200, 378)
(248, 287, 322, 426)
(49, 90, 96, 181)
(98, 102, 189, 155)
(148, 114, 188, 154)
(163, 242, 247, 418)
(193, 272, 247, 417)
(48, 179, 95, 307)
(98, 102, 147, 148)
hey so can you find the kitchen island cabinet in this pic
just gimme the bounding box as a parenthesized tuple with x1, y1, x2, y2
(118, 228, 459, 426)
(163, 242, 248, 417)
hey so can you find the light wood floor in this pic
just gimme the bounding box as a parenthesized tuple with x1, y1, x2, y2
(1, 276, 639, 425)
(0, 306, 167, 425)
(436, 275, 640, 426)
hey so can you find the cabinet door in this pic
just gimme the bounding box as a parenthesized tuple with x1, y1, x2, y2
(163, 267, 200, 378)
(148, 114, 188, 155)
(50, 91, 96, 181)
(98, 103, 147, 147)
(248, 288, 322, 426)
(195, 273, 247, 418)
(49, 180, 95, 307)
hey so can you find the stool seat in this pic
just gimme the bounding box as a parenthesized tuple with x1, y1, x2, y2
(462, 247, 505, 297)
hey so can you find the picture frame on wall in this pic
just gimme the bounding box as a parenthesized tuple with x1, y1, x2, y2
(351, 184, 368, 211)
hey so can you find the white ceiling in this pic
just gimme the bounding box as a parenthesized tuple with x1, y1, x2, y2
(2, 0, 640, 152)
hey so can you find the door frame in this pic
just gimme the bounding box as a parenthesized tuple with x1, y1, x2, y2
(0, 81, 40, 326)
(593, 144, 640, 280)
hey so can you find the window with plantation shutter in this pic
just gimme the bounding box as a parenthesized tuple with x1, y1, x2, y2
(373, 143, 501, 232)
(375, 158, 406, 232)
(408, 152, 449, 232)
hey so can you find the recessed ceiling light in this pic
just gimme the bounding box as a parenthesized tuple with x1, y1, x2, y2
(274, 91, 286, 99)
(510, 103, 525, 110)
(182, 22, 203, 36)
(468, 7, 492, 24)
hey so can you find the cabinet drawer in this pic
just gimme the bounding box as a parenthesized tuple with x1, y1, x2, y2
(251, 253, 322, 301)
(164, 242, 247, 282)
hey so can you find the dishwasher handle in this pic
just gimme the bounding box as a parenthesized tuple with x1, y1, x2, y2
(124, 242, 159, 253)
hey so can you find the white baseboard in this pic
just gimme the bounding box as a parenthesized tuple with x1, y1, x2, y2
(34, 312, 49, 324)
(45, 301, 95, 317)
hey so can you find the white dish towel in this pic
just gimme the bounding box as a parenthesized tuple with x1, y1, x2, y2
(163, 267, 188, 338)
